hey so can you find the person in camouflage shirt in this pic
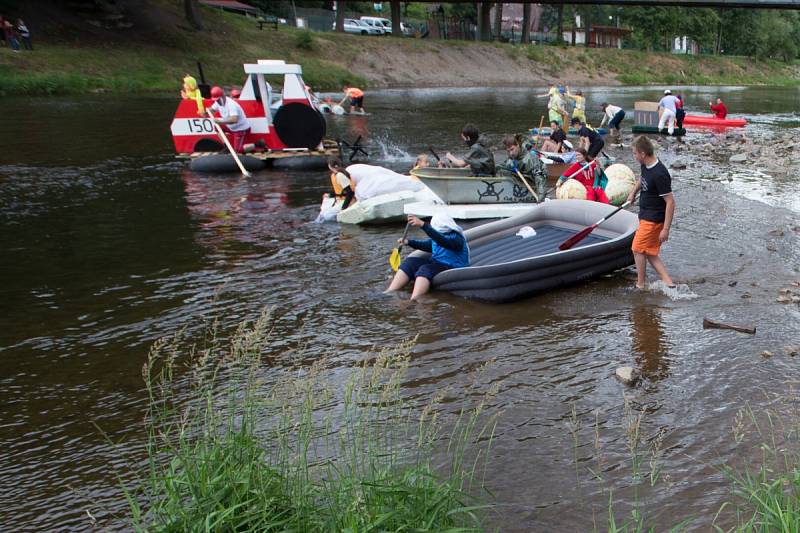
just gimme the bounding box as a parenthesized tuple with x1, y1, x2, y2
(498, 134, 547, 202)
(445, 123, 495, 176)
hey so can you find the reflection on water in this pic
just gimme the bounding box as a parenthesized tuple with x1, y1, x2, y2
(631, 304, 670, 381)
(0, 87, 799, 531)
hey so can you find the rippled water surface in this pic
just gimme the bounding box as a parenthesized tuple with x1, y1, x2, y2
(1, 86, 799, 531)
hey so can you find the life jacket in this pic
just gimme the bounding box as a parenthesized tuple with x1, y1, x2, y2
(330, 171, 354, 196)
(347, 88, 364, 98)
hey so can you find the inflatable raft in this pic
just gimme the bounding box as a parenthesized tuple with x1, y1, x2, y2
(419, 199, 638, 303)
(530, 127, 608, 136)
(683, 114, 747, 128)
(631, 125, 687, 136)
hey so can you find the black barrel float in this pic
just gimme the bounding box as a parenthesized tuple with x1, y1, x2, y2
(273, 103, 326, 149)
(189, 154, 267, 173)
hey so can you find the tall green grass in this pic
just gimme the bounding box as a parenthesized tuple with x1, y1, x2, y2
(714, 402, 800, 531)
(122, 309, 495, 531)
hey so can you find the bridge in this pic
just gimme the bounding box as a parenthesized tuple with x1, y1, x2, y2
(416, 0, 800, 6)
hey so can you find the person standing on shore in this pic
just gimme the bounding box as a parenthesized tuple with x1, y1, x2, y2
(3, 17, 19, 52)
(571, 117, 605, 159)
(599, 103, 625, 134)
(709, 97, 728, 119)
(628, 135, 675, 290)
(675, 94, 686, 128)
(17, 19, 31, 50)
(658, 89, 679, 135)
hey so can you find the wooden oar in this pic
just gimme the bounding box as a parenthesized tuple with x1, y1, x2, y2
(558, 200, 632, 251)
(514, 168, 539, 203)
(389, 223, 412, 272)
(206, 109, 251, 177)
(533, 115, 544, 146)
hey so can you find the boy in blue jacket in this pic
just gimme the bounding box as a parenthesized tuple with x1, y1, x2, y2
(385, 214, 470, 301)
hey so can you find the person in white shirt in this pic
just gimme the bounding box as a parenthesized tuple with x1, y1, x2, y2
(207, 85, 250, 153)
(599, 103, 625, 133)
(657, 89, 680, 135)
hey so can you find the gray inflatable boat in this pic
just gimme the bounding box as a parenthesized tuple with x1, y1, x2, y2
(416, 199, 639, 303)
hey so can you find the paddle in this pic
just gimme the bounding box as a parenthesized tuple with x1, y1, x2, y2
(533, 115, 544, 146)
(513, 169, 539, 203)
(389, 223, 412, 272)
(558, 200, 632, 251)
(206, 109, 251, 177)
(428, 146, 441, 163)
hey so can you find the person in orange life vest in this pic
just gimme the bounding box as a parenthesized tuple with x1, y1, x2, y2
(324, 157, 356, 209)
(557, 148, 609, 204)
(338, 85, 365, 113)
(206, 86, 251, 153)
(709, 97, 727, 119)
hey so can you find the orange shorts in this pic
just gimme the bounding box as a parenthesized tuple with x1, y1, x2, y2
(632, 220, 664, 256)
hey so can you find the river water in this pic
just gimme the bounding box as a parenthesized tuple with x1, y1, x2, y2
(1, 86, 799, 531)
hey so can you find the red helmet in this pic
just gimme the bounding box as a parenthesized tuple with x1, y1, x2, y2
(230, 89, 241, 98)
(210, 86, 224, 98)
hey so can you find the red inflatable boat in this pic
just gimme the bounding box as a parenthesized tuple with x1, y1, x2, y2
(683, 114, 747, 128)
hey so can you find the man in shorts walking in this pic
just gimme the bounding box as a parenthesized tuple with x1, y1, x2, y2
(628, 136, 675, 289)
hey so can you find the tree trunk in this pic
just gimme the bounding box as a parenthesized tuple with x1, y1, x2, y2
(521, 3, 530, 44)
(570, 7, 576, 46)
(584, 6, 591, 47)
(335, 0, 345, 32)
(391, 0, 401, 37)
(557, 4, 564, 43)
(493, 2, 502, 41)
(184, 0, 203, 30)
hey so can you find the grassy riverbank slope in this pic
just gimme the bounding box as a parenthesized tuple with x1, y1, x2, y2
(2, 0, 799, 96)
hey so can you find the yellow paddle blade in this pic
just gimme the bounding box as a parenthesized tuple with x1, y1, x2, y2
(389, 248, 401, 271)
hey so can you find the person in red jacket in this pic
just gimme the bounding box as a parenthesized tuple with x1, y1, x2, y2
(709, 97, 727, 119)
(557, 148, 609, 204)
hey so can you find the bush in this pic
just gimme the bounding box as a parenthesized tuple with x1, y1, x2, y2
(295, 30, 315, 51)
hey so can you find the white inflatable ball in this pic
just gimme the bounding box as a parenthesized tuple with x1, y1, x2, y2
(603, 164, 636, 206)
(556, 178, 587, 200)
(332, 104, 346, 115)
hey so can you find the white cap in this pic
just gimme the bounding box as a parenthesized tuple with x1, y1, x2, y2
(562, 140, 574, 151)
(664, 89, 672, 95)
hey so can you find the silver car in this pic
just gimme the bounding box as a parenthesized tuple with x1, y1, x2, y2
(332, 18, 384, 35)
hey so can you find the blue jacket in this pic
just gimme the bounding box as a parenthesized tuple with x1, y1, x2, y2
(408, 223, 469, 268)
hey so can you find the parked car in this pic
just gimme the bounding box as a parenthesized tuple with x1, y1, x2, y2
(359, 17, 416, 37)
(332, 18, 384, 35)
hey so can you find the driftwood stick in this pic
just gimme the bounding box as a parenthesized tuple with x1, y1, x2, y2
(702, 318, 756, 335)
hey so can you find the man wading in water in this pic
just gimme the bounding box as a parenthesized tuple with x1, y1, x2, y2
(628, 136, 676, 290)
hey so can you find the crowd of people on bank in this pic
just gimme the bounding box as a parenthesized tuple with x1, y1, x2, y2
(0, 16, 32, 52)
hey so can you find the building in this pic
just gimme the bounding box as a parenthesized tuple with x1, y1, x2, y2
(198, 0, 259, 18)
(561, 24, 630, 48)
(489, 3, 543, 38)
(672, 36, 700, 55)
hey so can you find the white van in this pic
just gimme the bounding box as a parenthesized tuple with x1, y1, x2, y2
(360, 16, 392, 35)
